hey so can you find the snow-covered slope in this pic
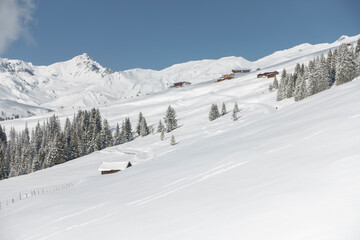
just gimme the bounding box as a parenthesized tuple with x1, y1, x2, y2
(1, 34, 359, 119)
(0, 34, 360, 239)
(0, 65, 360, 240)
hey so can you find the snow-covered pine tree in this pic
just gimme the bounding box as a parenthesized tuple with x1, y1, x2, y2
(285, 74, 295, 98)
(160, 129, 165, 141)
(0, 124, 6, 144)
(221, 102, 227, 115)
(164, 106, 177, 132)
(0, 125, 8, 179)
(268, 83, 273, 92)
(317, 54, 332, 92)
(232, 102, 239, 121)
(335, 44, 357, 85)
(307, 60, 318, 97)
(63, 118, 74, 160)
(140, 116, 149, 137)
(276, 69, 287, 101)
(209, 103, 220, 121)
(157, 120, 164, 133)
(123, 117, 133, 142)
(113, 123, 121, 145)
(294, 75, 307, 101)
(45, 134, 66, 168)
(170, 135, 176, 145)
(355, 38, 360, 56)
(272, 76, 279, 89)
(136, 112, 144, 135)
(100, 119, 113, 149)
(326, 50, 336, 85)
(357, 54, 360, 78)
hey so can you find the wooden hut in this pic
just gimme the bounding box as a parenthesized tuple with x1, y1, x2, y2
(232, 69, 251, 73)
(172, 81, 191, 88)
(98, 161, 132, 175)
(222, 74, 235, 79)
(257, 71, 279, 78)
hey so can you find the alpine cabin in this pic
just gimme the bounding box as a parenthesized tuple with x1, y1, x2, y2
(232, 69, 251, 73)
(257, 71, 279, 78)
(172, 81, 191, 88)
(98, 161, 132, 175)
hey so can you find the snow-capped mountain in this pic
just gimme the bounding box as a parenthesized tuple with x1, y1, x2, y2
(0, 35, 359, 120)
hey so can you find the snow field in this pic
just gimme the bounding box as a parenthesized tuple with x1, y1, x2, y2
(0, 36, 360, 239)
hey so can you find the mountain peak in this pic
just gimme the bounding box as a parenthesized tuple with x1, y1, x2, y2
(336, 35, 349, 42)
(72, 52, 93, 62)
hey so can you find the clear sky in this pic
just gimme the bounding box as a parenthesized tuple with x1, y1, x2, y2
(0, 0, 359, 71)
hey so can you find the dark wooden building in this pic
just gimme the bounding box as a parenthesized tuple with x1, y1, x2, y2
(222, 74, 235, 79)
(98, 161, 132, 175)
(257, 71, 279, 78)
(172, 81, 191, 88)
(232, 69, 251, 73)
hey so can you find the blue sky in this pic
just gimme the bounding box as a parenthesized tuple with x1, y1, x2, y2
(1, 0, 359, 71)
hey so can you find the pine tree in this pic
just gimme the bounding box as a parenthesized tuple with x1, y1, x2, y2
(136, 112, 144, 135)
(285, 74, 295, 98)
(122, 118, 133, 142)
(317, 54, 331, 92)
(157, 120, 164, 133)
(335, 44, 357, 85)
(100, 119, 113, 149)
(355, 38, 360, 56)
(326, 50, 336, 85)
(221, 102, 227, 115)
(276, 69, 287, 101)
(0, 124, 7, 144)
(170, 135, 176, 145)
(209, 103, 220, 121)
(140, 116, 149, 137)
(307, 60, 318, 97)
(268, 83, 273, 92)
(160, 129, 165, 141)
(113, 123, 122, 145)
(232, 102, 239, 121)
(294, 75, 306, 101)
(164, 106, 177, 132)
(272, 76, 279, 89)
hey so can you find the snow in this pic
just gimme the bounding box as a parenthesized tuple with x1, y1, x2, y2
(1, 34, 359, 118)
(0, 35, 360, 239)
(98, 161, 131, 171)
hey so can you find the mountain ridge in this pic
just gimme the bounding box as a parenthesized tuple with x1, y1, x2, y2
(0, 34, 359, 119)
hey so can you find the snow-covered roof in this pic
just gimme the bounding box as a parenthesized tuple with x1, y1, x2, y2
(98, 161, 131, 171)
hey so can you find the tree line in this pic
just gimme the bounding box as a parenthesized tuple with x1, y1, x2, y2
(0, 106, 178, 180)
(272, 39, 360, 101)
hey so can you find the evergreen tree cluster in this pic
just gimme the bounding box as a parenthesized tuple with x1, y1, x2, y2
(209, 102, 239, 121)
(276, 41, 360, 102)
(0, 109, 113, 179)
(1, 106, 178, 180)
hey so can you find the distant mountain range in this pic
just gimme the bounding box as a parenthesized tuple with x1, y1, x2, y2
(0, 34, 359, 119)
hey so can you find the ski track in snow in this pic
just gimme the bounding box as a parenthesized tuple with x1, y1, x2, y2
(127, 161, 248, 206)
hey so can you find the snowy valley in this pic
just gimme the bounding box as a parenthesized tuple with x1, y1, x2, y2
(0, 34, 360, 240)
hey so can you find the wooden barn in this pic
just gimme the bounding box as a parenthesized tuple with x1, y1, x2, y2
(98, 161, 132, 175)
(222, 74, 235, 79)
(172, 81, 191, 88)
(232, 69, 251, 73)
(257, 71, 279, 78)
